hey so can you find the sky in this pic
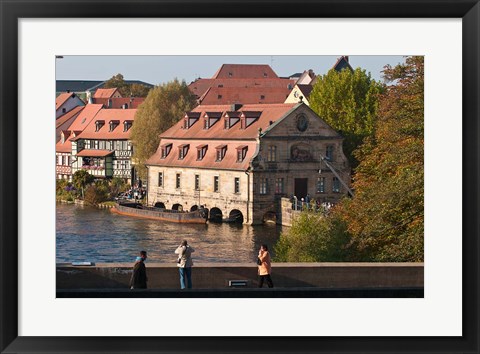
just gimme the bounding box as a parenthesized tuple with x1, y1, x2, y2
(55, 55, 406, 85)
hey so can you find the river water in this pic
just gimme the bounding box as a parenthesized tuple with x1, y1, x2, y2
(56, 203, 284, 264)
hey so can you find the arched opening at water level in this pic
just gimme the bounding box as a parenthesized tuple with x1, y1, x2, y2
(228, 209, 244, 224)
(172, 203, 183, 211)
(209, 207, 223, 223)
(190, 205, 199, 212)
(154, 202, 166, 209)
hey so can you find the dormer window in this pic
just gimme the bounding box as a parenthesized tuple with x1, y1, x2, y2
(260, 95, 265, 100)
(109, 120, 120, 132)
(95, 120, 105, 132)
(228, 72, 233, 77)
(178, 144, 190, 160)
(196, 144, 208, 161)
(204, 112, 222, 129)
(123, 120, 133, 132)
(215, 145, 227, 162)
(263, 72, 268, 77)
(224, 112, 241, 129)
(184, 112, 200, 129)
(236, 145, 248, 162)
(240, 111, 261, 129)
(161, 143, 172, 159)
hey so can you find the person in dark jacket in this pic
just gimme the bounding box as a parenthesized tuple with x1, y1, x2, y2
(130, 250, 148, 289)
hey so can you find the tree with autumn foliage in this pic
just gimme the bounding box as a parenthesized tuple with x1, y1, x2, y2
(338, 56, 424, 261)
(309, 67, 382, 167)
(275, 56, 424, 262)
(130, 79, 197, 178)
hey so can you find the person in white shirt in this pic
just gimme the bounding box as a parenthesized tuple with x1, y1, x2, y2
(174, 240, 195, 289)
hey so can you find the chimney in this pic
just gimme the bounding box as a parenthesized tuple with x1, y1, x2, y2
(344, 56, 349, 62)
(66, 90, 70, 93)
(231, 103, 242, 111)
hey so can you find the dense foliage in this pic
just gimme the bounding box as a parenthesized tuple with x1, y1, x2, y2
(58, 173, 130, 206)
(130, 79, 197, 178)
(84, 180, 110, 206)
(275, 210, 351, 262)
(309, 67, 382, 167)
(72, 170, 94, 198)
(275, 56, 424, 262)
(339, 56, 424, 261)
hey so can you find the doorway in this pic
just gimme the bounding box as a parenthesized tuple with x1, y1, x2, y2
(294, 178, 308, 200)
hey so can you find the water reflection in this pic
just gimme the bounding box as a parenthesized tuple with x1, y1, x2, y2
(56, 203, 283, 263)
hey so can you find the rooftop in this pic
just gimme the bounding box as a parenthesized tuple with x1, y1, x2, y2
(212, 64, 279, 79)
(56, 92, 76, 110)
(74, 108, 137, 140)
(160, 103, 298, 140)
(93, 88, 119, 99)
(56, 106, 84, 128)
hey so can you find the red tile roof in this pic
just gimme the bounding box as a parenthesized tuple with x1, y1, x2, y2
(56, 131, 73, 153)
(67, 104, 104, 132)
(147, 103, 306, 170)
(147, 139, 258, 171)
(93, 97, 145, 109)
(55, 106, 84, 128)
(56, 92, 74, 110)
(94, 88, 119, 99)
(160, 103, 297, 140)
(199, 87, 291, 105)
(212, 64, 278, 79)
(76, 149, 114, 157)
(74, 108, 137, 140)
(189, 78, 295, 100)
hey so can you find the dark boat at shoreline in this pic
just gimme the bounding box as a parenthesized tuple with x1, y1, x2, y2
(111, 202, 208, 224)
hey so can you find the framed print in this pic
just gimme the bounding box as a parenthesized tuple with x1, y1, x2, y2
(1, 0, 479, 353)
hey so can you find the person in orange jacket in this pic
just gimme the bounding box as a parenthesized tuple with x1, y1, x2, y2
(257, 244, 274, 288)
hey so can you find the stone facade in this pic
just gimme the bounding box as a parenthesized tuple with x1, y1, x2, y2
(146, 103, 350, 225)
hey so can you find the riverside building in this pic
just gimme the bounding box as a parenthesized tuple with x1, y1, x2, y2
(69, 108, 137, 182)
(145, 102, 350, 224)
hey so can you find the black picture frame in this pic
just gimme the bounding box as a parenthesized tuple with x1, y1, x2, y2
(1, 1, 478, 353)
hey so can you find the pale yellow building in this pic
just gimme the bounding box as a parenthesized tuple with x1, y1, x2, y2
(146, 102, 350, 224)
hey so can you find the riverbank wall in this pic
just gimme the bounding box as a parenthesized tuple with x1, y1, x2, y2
(57, 262, 423, 290)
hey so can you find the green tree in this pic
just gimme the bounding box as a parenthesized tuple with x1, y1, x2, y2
(274, 210, 351, 262)
(84, 180, 109, 206)
(129, 83, 151, 97)
(104, 74, 151, 97)
(72, 170, 94, 199)
(109, 177, 129, 199)
(309, 68, 382, 167)
(131, 79, 196, 178)
(337, 56, 424, 262)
